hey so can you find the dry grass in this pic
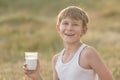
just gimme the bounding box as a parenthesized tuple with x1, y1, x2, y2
(0, 0, 120, 80)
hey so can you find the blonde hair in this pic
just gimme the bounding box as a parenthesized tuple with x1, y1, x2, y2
(57, 6, 89, 27)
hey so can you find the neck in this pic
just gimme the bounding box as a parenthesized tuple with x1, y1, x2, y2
(63, 41, 82, 55)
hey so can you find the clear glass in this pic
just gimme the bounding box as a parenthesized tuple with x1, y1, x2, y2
(25, 52, 38, 70)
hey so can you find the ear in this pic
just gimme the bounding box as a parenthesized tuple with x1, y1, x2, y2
(83, 26, 88, 34)
(56, 24, 60, 33)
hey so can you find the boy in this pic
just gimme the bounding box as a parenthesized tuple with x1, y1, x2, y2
(23, 6, 114, 80)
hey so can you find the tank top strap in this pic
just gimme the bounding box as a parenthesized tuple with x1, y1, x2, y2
(74, 44, 87, 61)
(58, 44, 87, 64)
(59, 49, 65, 61)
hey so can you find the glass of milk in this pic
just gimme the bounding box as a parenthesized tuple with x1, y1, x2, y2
(25, 52, 38, 70)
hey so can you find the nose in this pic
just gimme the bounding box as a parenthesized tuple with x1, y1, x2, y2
(67, 24, 73, 30)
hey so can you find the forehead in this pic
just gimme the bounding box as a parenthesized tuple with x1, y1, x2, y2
(61, 17, 83, 23)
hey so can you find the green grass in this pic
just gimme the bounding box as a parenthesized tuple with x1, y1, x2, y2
(0, 0, 120, 80)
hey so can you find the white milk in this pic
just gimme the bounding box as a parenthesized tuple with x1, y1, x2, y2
(25, 52, 38, 70)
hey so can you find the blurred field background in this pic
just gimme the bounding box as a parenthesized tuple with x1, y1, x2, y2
(0, 0, 120, 80)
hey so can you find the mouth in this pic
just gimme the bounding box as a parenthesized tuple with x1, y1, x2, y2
(64, 33, 75, 36)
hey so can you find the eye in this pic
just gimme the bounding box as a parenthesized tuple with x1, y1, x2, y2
(73, 24, 79, 26)
(62, 22, 68, 25)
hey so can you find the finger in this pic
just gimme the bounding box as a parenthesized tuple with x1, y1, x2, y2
(23, 68, 31, 74)
(23, 62, 27, 66)
(23, 65, 27, 71)
(24, 70, 36, 75)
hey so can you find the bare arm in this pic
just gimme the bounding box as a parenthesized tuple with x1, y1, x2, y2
(86, 47, 115, 80)
(52, 54, 59, 80)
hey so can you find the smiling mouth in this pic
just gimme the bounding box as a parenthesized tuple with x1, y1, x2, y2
(64, 33, 75, 36)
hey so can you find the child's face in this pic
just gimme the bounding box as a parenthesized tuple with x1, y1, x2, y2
(57, 17, 87, 44)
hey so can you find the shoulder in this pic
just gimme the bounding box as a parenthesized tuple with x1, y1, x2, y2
(79, 45, 99, 69)
(83, 45, 99, 59)
(52, 53, 60, 80)
(52, 53, 60, 65)
(83, 45, 115, 80)
(81, 45, 102, 67)
(83, 45, 104, 68)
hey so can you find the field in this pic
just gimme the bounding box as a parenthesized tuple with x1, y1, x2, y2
(0, 0, 120, 80)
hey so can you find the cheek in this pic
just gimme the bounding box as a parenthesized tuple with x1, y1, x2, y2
(75, 29, 84, 36)
(59, 26, 65, 32)
(75, 28, 82, 33)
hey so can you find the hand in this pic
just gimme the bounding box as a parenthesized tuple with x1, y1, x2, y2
(23, 59, 42, 80)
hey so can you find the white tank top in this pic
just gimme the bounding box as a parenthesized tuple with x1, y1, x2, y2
(55, 44, 98, 80)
